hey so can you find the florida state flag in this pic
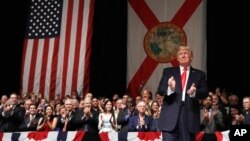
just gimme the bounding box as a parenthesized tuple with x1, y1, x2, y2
(127, 0, 207, 97)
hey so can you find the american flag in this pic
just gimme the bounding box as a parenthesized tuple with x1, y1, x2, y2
(20, 0, 95, 100)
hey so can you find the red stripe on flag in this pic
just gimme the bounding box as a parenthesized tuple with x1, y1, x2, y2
(83, 0, 95, 95)
(171, 0, 202, 27)
(128, 57, 158, 96)
(71, 0, 84, 94)
(50, 37, 60, 98)
(61, 0, 74, 98)
(28, 39, 39, 93)
(128, 0, 201, 98)
(128, 0, 159, 29)
(39, 39, 50, 98)
(20, 39, 28, 97)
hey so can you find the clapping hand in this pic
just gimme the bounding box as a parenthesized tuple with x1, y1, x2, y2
(4, 100, 13, 112)
(203, 109, 210, 123)
(168, 76, 176, 91)
(44, 115, 50, 123)
(187, 83, 196, 96)
(139, 119, 145, 127)
(84, 107, 91, 117)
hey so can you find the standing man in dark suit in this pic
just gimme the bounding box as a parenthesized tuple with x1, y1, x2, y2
(157, 46, 208, 141)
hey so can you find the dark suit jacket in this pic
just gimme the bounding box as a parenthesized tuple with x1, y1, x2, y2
(117, 107, 137, 132)
(244, 113, 250, 125)
(128, 114, 153, 131)
(56, 111, 77, 131)
(0, 104, 25, 132)
(19, 114, 41, 131)
(157, 66, 208, 133)
(73, 109, 99, 134)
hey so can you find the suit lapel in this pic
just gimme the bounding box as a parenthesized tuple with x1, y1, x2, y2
(186, 67, 195, 89)
(174, 67, 182, 92)
(25, 116, 30, 124)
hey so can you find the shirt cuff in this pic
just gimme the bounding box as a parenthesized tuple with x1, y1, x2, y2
(190, 91, 196, 98)
(167, 87, 174, 96)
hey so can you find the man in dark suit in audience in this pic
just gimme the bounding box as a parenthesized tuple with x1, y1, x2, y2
(56, 99, 77, 131)
(128, 101, 153, 131)
(0, 93, 25, 132)
(19, 104, 41, 131)
(73, 98, 99, 141)
(117, 96, 136, 131)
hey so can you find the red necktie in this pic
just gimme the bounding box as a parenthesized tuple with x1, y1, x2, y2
(181, 67, 187, 90)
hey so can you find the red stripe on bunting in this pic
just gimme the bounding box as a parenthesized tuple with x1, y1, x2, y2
(73, 131, 86, 141)
(0, 132, 3, 141)
(27, 131, 48, 140)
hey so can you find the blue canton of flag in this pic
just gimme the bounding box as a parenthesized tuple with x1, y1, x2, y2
(26, 0, 63, 38)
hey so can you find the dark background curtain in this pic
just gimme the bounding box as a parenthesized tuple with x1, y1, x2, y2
(90, 0, 127, 97)
(0, 1, 29, 94)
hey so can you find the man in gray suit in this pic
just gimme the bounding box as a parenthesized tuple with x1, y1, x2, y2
(157, 46, 208, 141)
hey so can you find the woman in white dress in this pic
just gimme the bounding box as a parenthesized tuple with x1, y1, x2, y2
(98, 100, 116, 133)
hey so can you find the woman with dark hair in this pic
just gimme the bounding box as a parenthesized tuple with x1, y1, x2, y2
(37, 105, 58, 131)
(98, 100, 116, 132)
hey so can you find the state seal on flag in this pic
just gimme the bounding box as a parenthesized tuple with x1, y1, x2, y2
(144, 22, 187, 63)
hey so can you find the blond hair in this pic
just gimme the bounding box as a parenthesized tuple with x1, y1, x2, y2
(177, 46, 193, 57)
